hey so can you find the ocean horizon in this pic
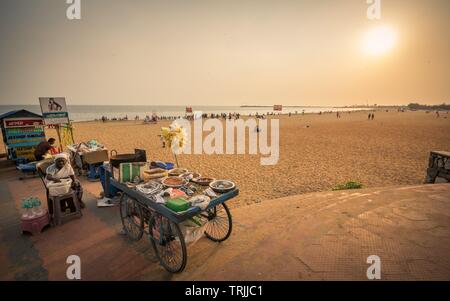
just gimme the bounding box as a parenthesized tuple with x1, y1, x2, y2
(0, 104, 370, 122)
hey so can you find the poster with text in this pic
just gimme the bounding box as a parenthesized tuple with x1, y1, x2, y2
(39, 97, 69, 125)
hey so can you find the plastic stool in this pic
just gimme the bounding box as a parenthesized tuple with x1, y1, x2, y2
(50, 192, 83, 226)
(21, 210, 50, 235)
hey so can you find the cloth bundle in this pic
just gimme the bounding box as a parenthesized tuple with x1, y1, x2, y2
(47, 178, 72, 196)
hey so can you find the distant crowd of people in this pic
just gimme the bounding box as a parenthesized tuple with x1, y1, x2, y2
(196, 112, 242, 120)
(92, 109, 444, 123)
(100, 115, 129, 122)
(95, 111, 318, 122)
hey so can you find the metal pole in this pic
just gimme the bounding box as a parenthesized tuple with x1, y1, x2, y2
(69, 122, 75, 144)
(174, 153, 179, 168)
(55, 125, 63, 152)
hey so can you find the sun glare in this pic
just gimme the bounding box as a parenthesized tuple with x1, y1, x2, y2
(363, 25, 397, 56)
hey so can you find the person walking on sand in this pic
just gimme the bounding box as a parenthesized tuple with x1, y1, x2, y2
(371, 113, 375, 120)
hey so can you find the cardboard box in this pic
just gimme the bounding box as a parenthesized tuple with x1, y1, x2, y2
(83, 149, 109, 164)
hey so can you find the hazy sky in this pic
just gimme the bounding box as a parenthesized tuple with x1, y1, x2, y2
(0, 0, 449, 106)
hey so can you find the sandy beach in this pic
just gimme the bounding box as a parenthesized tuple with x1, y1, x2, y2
(2, 110, 449, 207)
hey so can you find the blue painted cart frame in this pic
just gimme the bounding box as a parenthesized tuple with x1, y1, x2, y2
(110, 178, 239, 273)
(110, 178, 239, 224)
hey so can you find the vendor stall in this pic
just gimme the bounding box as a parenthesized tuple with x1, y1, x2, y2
(67, 140, 109, 179)
(0, 110, 45, 161)
(111, 166, 238, 273)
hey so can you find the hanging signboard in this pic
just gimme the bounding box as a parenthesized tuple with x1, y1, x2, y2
(39, 97, 69, 125)
(4, 117, 44, 128)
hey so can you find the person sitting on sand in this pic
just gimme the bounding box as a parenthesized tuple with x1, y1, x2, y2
(45, 153, 85, 210)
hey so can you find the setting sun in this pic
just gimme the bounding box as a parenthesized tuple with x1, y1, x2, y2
(363, 25, 397, 56)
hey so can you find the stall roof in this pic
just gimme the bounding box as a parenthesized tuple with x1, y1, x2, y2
(0, 110, 43, 121)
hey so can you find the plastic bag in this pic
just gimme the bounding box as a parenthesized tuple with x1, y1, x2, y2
(179, 217, 208, 245)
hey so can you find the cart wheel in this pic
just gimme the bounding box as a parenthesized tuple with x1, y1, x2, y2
(119, 194, 144, 241)
(204, 203, 232, 242)
(149, 215, 187, 273)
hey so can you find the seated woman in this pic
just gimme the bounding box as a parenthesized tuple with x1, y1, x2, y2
(45, 153, 85, 212)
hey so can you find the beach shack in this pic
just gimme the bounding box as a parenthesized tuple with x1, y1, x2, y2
(0, 110, 46, 161)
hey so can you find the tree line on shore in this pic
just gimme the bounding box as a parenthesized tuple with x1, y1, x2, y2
(407, 103, 450, 111)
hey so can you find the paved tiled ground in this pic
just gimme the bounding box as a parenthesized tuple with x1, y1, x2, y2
(0, 160, 449, 280)
(186, 184, 450, 280)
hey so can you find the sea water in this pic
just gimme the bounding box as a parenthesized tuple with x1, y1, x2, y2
(0, 105, 369, 122)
